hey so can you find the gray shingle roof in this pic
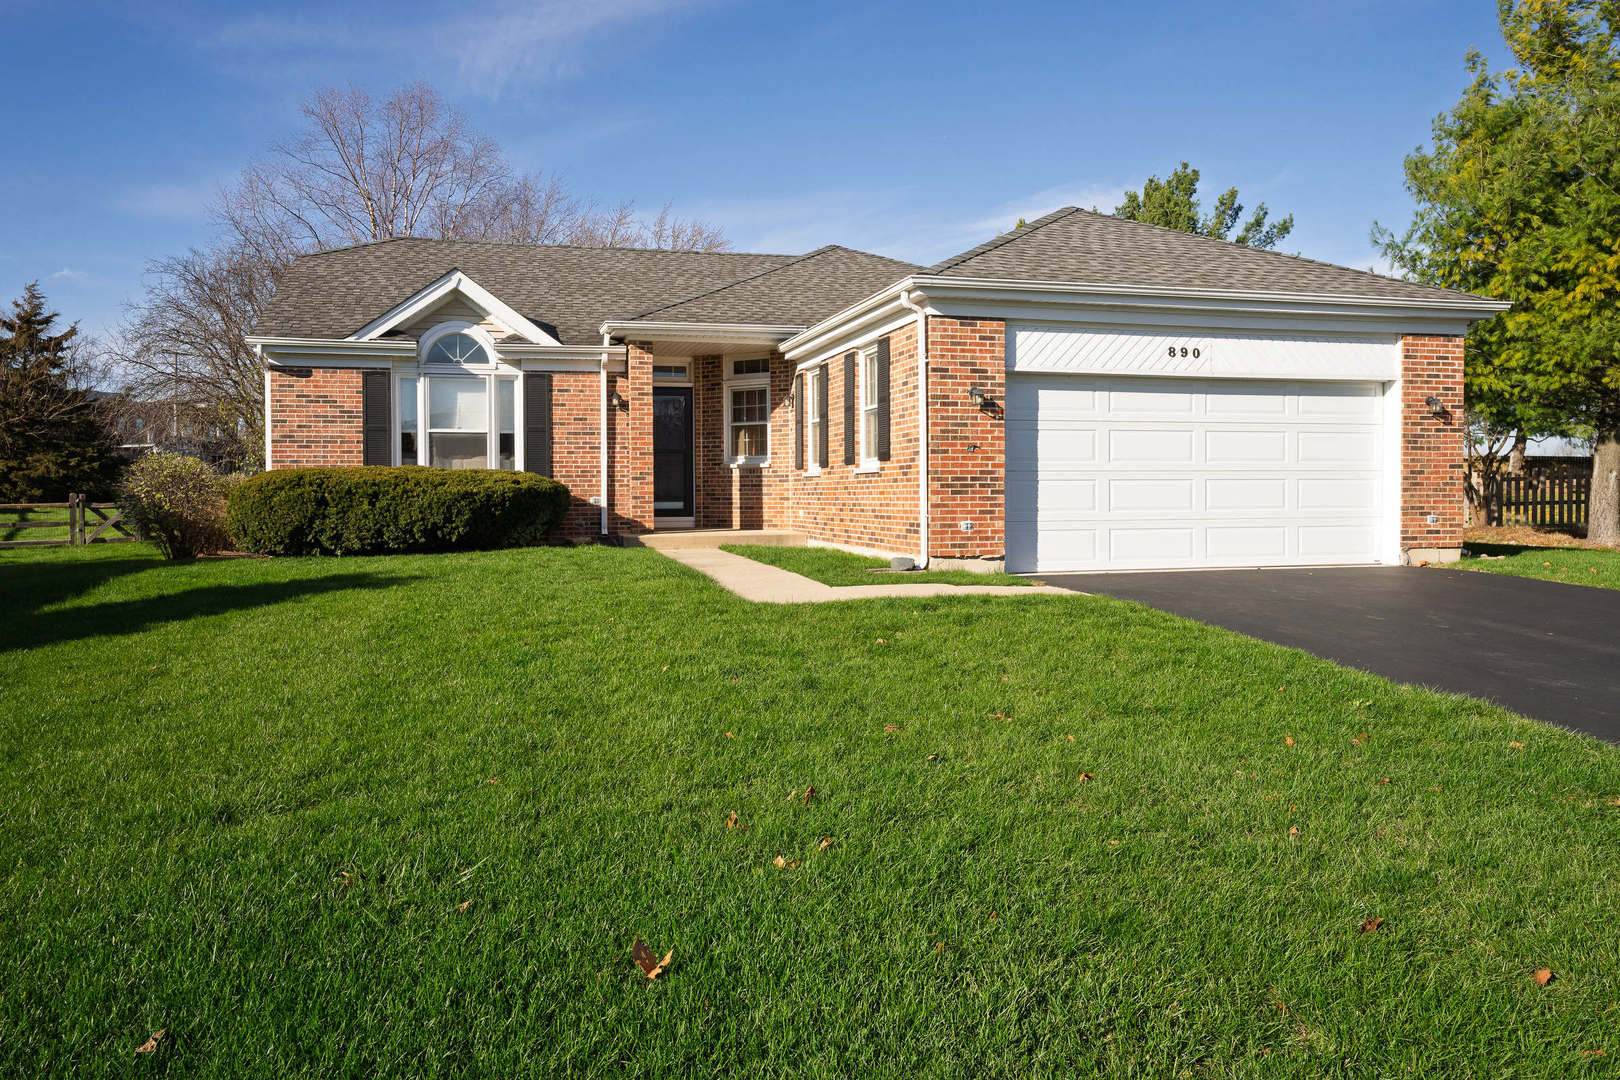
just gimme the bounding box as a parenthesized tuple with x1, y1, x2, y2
(624, 245, 920, 326)
(256, 238, 801, 344)
(927, 207, 1487, 303)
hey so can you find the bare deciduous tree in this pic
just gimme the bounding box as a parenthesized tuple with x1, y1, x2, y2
(120, 81, 730, 467)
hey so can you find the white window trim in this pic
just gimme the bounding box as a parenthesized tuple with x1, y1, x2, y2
(725, 356, 772, 467)
(393, 322, 523, 470)
(803, 366, 824, 473)
(857, 343, 882, 471)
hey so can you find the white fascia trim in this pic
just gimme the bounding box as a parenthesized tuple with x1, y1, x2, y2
(793, 310, 917, 370)
(599, 321, 804, 347)
(780, 275, 1509, 358)
(518, 356, 628, 373)
(349, 269, 560, 345)
(906, 275, 1511, 320)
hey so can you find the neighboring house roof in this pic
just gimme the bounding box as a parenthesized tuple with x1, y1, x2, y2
(927, 206, 1484, 304)
(257, 238, 800, 344)
(623, 245, 921, 327)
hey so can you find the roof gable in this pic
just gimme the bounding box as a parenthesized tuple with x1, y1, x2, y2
(928, 207, 1485, 304)
(351, 268, 559, 344)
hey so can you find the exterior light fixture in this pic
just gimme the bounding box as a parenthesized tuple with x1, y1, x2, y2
(968, 386, 986, 405)
(1424, 394, 1446, 417)
(608, 391, 626, 410)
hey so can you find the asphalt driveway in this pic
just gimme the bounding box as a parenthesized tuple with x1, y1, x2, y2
(1041, 565, 1620, 741)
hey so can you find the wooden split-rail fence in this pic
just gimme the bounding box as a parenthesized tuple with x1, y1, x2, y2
(0, 493, 137, 548)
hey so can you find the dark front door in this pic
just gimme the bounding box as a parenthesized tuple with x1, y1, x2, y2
(652, 386, 693, 520)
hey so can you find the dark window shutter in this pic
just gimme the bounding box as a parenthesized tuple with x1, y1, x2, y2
(362, 369, 391, 465)
(875, 336, 891, 461)
(816, 363, 829, 468)
(523, 372, 553, 476)
(794, 373, 804, 470)
(842, 351, 856, 465)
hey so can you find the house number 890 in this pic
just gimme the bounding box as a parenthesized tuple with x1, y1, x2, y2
(1168, 346, 1202, 359)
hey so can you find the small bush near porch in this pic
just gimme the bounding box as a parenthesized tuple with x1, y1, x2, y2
(2, 544, 1617, 1078)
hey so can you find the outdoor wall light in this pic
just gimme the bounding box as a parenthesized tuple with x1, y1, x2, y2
(968, 386, 986, 405)
(608, 391, 627, 410)
(1425, 394, 1447, 417)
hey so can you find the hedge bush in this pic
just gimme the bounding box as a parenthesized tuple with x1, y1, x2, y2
(119, 453, 236, 560)
(227, 467, 570, 556)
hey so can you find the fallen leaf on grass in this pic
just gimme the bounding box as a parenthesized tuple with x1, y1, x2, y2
(1288, 826, 1301, 838)
(661, 665, 669, 672)
(724, 731, 735, 739)
(457, 899, 474, 914)
(1609, 797, 1620, 807)
(486, 777, 501, 784)
(989, 710, 1008, 721)
(1543, 561, 1552, 568)
(135, 1029, 166, 1054)
(884, 724, 901, 732)
(772, 855, 801, 869)
(1352, 732, 1369, 746)
(1358, 916, 1384, 934)
(925, 753, 939, 762)
(1078, 773, 1094, 783)
(1509, 741, 1525, 750)
(1533, 968, 1555, 986)
(1379, 778, 1391, 785)
(1284, 736, 1296, 747)
(726, 812, 743, 830)
(875, 638, 887, 644)
(1065, 734, 1075, 742)
(632, 938, 673, 981)
(818, 837, 833, 851)
(933, 941, 945, 953)
(803, 785, 816, 805)
(1583, 1048, 1605, 1057)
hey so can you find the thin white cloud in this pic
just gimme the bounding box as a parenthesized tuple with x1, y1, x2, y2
(49, 267, 89, 282)
(693, 181, 1132, 264)
(189, 0, 718, 97)
(115, 182, 219, 223)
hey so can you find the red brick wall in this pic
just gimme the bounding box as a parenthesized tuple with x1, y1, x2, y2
(267, 367, 364, 467)
(611, 348, 655, 535)
(693, 355, 783, 530)
(772, 322, 923, 553)
(549, 371, 607, 540)
(927, 317, 1006, 559)
(1399, 334, 1466, 555)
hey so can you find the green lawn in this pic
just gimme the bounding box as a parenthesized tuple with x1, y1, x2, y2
(1, 505, 72, 543)
(2, 544, 1618, 1078)
(1459, 541, 1620, 590)
(720, 542, 1030, 586)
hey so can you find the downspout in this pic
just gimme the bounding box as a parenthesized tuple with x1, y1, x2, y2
(898, 288, 929, 568)
(600, 333, 612, 536)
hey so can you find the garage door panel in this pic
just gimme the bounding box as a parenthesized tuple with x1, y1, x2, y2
(1109, 428, 1195, 463)
(1205, 429, 1288, 464)
(1206, 477, 1289, 512)
(1005, 372, 1387, 572)
(1108, 478, 1195, 512)
(1205, 525, 1288, 560)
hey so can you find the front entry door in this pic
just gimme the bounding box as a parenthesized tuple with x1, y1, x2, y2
(652, 386, 694, 522)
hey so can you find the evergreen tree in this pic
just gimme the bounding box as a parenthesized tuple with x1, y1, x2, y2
(0, 283, 123, 500)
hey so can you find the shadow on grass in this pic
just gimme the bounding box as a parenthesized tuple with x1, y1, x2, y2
(0, 568, 414, 652)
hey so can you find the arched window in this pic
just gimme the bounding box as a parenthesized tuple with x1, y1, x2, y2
(423, 330, 489, 366)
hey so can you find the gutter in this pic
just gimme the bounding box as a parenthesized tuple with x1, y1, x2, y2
(897, 289, 930, 569)
(600, 333, 612, 536)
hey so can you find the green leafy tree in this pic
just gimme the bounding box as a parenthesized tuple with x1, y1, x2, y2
(1376, 0, 1620, 544)
(1114, 162, 1294, 249)
(0, 283, 123, 500)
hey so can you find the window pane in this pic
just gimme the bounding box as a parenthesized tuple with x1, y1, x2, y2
(652, 364, 687, 378)
(733, 357, 769, 375)
(430, 432, 488, 469)
(862, 410, 879, 458)
(497, 378, 515, 434)
(425, 331, 488, 366)
(399, 377, 418, 464)
(731, 387, 767, 423)
(862, 354, 878, 407)
(734, 423, 767, 458)
(428, 377, 487, 430)
(498, 432, 515, 470)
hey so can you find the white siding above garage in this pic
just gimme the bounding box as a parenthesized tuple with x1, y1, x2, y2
(1007, 323, 1401, 381)
(1005, 373, 1391, 573)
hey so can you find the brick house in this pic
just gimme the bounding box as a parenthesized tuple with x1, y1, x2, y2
(248, 207, 1508, 572)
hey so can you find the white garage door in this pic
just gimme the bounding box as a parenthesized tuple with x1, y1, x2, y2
(1005, 374, 1387, 573)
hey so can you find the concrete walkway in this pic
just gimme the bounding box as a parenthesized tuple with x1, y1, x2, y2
(659, 546, 1070, 604)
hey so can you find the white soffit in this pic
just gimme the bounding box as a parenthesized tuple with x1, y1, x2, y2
(1007, 324, 1402, 382)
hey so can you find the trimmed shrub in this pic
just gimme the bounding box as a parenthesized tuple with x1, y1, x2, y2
(227, 467, 570, 556)
(120, 453, 235, 560)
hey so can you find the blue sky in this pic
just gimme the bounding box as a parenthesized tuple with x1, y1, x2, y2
(1, 0, 1509, 339)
